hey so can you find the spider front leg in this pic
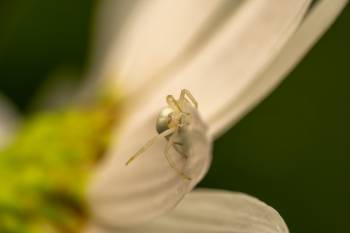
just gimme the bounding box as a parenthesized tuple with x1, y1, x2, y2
(164, 134, 191, 181)
(179, 89, 198, 109)
(126, 127, 176, 165)
(166, 94, 191, 118)
(166, 95, 183, 113)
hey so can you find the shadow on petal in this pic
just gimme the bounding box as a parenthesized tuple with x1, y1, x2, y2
(87, 189, 288, 233)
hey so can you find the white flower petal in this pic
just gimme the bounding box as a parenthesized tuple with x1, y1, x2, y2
(97, 0, 242, 95)
(88, 100, 211, 226)
(126, 0, 311, 138)
(0, 95, 18, 147)
(86, 189, 288, 233)
(87, 0, 314, 227)
(99, 0, 312, 140)
(209, 0, 349, 137)
(87, 0, 139, 78)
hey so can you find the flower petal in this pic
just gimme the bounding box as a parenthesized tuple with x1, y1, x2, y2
(123, 0, 311, 138)
(88, 100, 211, 226)
(87, 0, 139, 77)
(86, 189, 288, 233)
(98, 0, 312, 139)
(94, 0, 242, 95)
(0, 95, 18, 147)
(87, 0, 313, 227)
(208, 0, 349, 137)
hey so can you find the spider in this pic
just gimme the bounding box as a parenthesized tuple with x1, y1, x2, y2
(125, 89, 198, 180)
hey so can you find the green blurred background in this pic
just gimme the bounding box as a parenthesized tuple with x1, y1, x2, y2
(0, 1, 348, 233)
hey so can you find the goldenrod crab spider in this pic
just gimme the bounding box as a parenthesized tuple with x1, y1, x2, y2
(126, 89, 198, 180)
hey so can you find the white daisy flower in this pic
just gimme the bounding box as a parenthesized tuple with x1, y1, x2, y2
(84, 0, 348, 232)
(1, 0, 345, 232)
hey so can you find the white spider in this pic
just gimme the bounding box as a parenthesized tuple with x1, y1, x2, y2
(125, 89, 198, 180)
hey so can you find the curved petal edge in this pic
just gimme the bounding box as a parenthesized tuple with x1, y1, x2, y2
(86, 189, 289, 233)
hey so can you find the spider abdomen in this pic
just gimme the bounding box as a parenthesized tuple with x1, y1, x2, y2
(156, 107, 174, 134)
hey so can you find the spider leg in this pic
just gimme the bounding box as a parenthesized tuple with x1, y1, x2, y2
(167, 95, 190, 115)
(179, 89, 198, 109)
(167, 95, 182, 112)
(164, 135, 191, 180)
(126, 127, 176, 165)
